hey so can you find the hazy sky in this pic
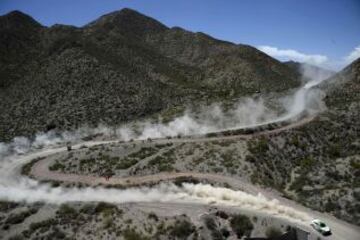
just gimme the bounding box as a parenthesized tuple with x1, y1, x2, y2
(1, 0, 359, 70)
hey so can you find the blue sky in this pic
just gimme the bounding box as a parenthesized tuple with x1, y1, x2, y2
(1, 0, 359, 70)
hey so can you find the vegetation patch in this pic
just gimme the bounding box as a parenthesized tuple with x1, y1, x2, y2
(230, 214, 253, 238)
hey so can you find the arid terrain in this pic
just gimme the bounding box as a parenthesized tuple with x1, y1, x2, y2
(0, 7, 359, 240)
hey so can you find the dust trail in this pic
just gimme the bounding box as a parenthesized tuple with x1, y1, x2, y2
(0, 77, 326, 158)
(0, 142, 312, 224)
(0, 180, 310, 224)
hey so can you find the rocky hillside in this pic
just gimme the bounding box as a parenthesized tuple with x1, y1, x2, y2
(321, 58, 360, 108)
(0, 8, 301, 141)
(246, 58, 360, 224)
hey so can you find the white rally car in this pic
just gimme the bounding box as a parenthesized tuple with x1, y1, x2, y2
(310, 219, 332, 236)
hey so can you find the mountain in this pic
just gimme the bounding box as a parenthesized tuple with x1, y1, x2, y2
(0, 9, 301, 141)
(321, 58, 359, 108)
(284, 60, 335, 81)
(245, 58, 360, 223)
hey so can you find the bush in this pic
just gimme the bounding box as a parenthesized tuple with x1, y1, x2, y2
(265, 226, 282, 238)
(95, 202, 118, 214)
(220, 227, 230, 238)
(350, 159, 360, 169)
(5, 208, 37, 225)
(300, 157, 315, 169)
(328, 144, 341, 158)
(148, 212, 159, 222)
(80, 203, 95, 214)
(123, 228, 150, 240)
(49, 161, 65, 171)
(9, 235, 24, 240)
(0, 201, 18, 212)
(170, 220, 195, 238)
(204, 217, 217, 230)
(58, 204, 77, 216)
(247, 137, 269, 154)
(29, 219, 57, 232)
(230, 214, 253, 238)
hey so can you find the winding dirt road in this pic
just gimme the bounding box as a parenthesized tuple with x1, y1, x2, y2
(24, 116, 360, 240)
(2, 115, 360, 240)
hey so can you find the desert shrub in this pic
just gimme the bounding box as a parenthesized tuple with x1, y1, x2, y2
(300, 157, 315, 169)
(29, 219, 57, 232)
(265, 226, 282, 238)
(204, 217, 224, 240)
(211, 230, 224, 240)
(220, 227, 230, 238)
(49, 161, 65, 171)
(80, 203, 95, 214)
(328, 143, 341, 158)
(230, 214, 253, 238)
(170, 220, 195, 238)
(58, 204, 77, 216)
(116, 158, 138, 169)
(245, 155, 256, 163)
(8, 235, 24, 240)
(173, 176, 200, 186)
(95, 202, 119, 214)
(350, 159, 360, 169)
(0, 201, 18, 212)
(290, 136, 300, 147)
(123, 228, 150, 240)
(215, 211, 229, 219)
(204, 217, 217, 230)
(247, 137, 269, 154)
(289, 175, 308, 192)
(47, 228, 66, 239)
(21, 157, 45, 175)
(148, 212, 159, 221)
(324, 200, 339, 212)
(5, 209, 37, 225)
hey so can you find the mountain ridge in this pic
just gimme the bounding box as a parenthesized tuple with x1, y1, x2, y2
(0, 8, 302, 141)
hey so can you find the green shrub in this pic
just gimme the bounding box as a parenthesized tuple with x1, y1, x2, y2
(247, 137, 269, 154)
(29, 219, 57, 232)
(0, 201, 18, 212)
(170, 220, 195, 238)
(265, 226, 282, 238)
(21, 157, 45, 175)
(8, 235, 24, 240)
(328, 144, 341, 158)
(57, 204, 77, 218)
(230, 214, 253, 238)
(123, 228, 150, 240)
(49, 161, 65, 171)
(300, 157, 315, 169)
(148, 212, 159, 222)
(204, 217, 217, 230)
(95, 202, 118, 214)
(5, 208, 37, 225)
(350, 159, 360, 169)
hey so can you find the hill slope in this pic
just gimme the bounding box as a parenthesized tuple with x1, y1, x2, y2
(245, 58, 360, 224)
(0, 9, 301, 141)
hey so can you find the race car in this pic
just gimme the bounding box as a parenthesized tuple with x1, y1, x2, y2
(310, 219, 332, 236)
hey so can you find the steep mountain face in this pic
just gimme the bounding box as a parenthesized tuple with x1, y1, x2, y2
(0, 9, 301, 141)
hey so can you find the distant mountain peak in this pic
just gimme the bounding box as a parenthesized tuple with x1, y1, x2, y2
(86, 7, 168, 34)
(0, 10, 42, 29)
